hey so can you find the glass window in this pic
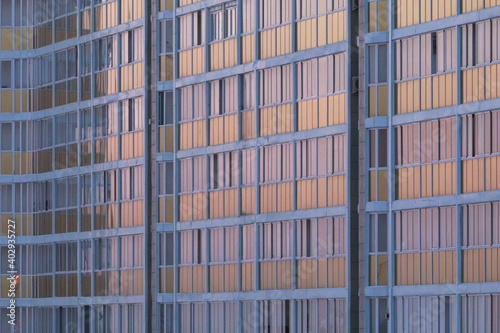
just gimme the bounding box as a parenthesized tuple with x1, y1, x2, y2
(260, 221, 292, 259)
(94, 35, 117, 71)
(259, 142, 293, 183)
(158, 91, 173, 125)
(122, 97, 144, 132)
(260, 64, 292, 106)
(159, 20, 173, 53)
(179, 11, 205, 49)
(95, 170, 117, 203)
(462, 19, 500, 68)
(259, 0, 292, 28)
(121, 27, 144, 64)
(1, 123, 12, 150)
(121, 165, 144, 200)
(180, 156, 207, 193)
(209, 151, 238, 189)
(1, 0, 12, 26)
(370, 298, 389, 333)
(209, 2, 237, 42)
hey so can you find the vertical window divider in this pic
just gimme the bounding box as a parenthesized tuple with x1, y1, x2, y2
(418, 210, 423, 285)
(455, 25, 463, 321)
(254, 70, 260, 215)
(117, 236, 122, 298)
(204, 138, 210, 223)
(51, 242, 56, 300)
(204, 7, 210, 75)
(254, 216, 259, 293)
(117, 167, 122, 229)
(254, 0, 259, 61)
(237, 224, 242, 292)
(199, 225, 207, 283)
(387, 13, 395, 333)
(291, 0, 296, 53)
(237, 0, 242, 65)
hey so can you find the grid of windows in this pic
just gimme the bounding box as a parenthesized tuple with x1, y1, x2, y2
(396, 117, 457, 199)
(395, 28, 457, 114)
(296, 135, 347, 209)
(179, 84, 206, 150)
(0, 167, 144, 236)
(178, 10, 205, 77)
(241, 0, 256, 64)
(461, 294, 500, 331)
(177, 216, 346, 295)
(158, 20, 174, 81)
(296, 217, 347, 288)
(176, 1, 349, 74)
(121, 0, 143, 24)
(368, 214, 388, 286)
(180, 151, 244, 220)
(462, 202, 500, 283)
(179, 156, 207, 221)
(209, 227, 239, 292)
(209, 76, 238, 145)
(54, 47, 78, 106)
(259, 220, 293, 290)
(259, 64, 293, 136)
(369, 128, 388, 202)
(462, 110, 500, 193)
(94, 102, 119, 163)
(461, 18, 500, 103)
(177, 55, 347, 151)
(179, 229, 206, 293)
(0, 27, 145, 111)
(5, 0, 500, 331)
(93, 36, 118, 96)
(0, 1, 149, 331)
(297, 54, 347, 131)
(54, 177, 78, 233)
(120, 27, 145, 92)
(178, 134, 347, 219)
(259, 0, 292, 59)
(394, 207, 457, 285)
(158, 233, 174, 293)
(209, 1, 238, 71)
(296, 298, 347, 332)
(93, 0, 118, 32)
(368, 44, 388, 117)
(395, 296, 457, 332)
(209, 151, 239, 218)
(0, 236, 143, 299)
(396, 0, 456, 28)
(121, 96, 145, 159)
(158, 161, 174, 223)
(177, 298, 347, 333)
(259, 142, 294, 213)
(241, 72, 256, 139)
(158, 91, 174, 153)
(295, 0, 347, 51)
(0, 98, 143, 172)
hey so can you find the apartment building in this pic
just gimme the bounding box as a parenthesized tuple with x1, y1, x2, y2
(0, 0, 499, 332)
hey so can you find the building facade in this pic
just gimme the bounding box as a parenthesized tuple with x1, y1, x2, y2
(0, 0, 499, 332)
(0, 0, 155, 331)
